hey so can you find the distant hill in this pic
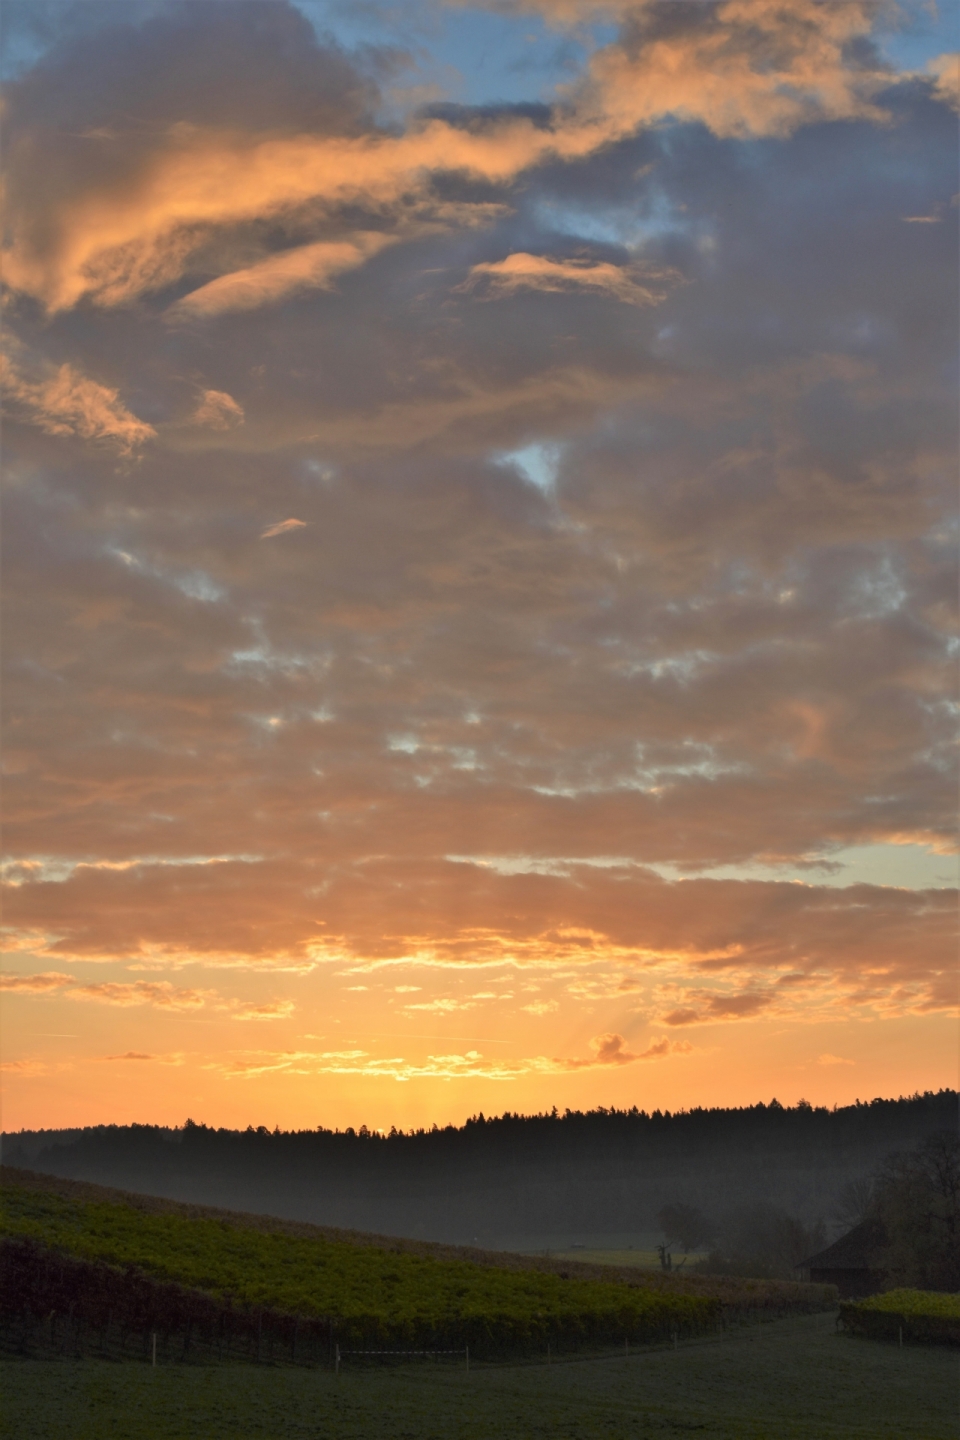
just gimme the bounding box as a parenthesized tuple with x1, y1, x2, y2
(2, 1091, 955, 1247)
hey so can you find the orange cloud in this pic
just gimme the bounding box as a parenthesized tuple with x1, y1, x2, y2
(209, 1047, 546, 1082)
(0, 971, 76, 992)
(67, 980, 213, 1010)
(171, 235, 397, 319)
(4, 854, 954, 1025)
(260, 517, 308, 538)
(1, 3, 890, 316)
(459, 252, 678, 304)
(2, 121, 549, 313)
(560, 1031, 693, 1067)
(1, 352, 155, 453)
(0, 971, 292, 1017)
(191, 388, 244, 428)
(228, 999, 295, 1022)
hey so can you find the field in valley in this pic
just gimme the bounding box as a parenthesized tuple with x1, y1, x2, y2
(1, 1169, 953, 1437)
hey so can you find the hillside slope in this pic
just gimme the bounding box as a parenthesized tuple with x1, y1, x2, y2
(1, 1168, 833, 1369)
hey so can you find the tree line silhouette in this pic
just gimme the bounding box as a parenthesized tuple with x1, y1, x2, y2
(3, 1091, 953, 1246)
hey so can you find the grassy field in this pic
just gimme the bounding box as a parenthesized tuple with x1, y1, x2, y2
(2, 1312, 956, 1440)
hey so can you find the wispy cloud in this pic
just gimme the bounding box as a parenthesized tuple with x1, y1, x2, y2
(171, 236, 397, 320)
(260, 518, 308, 539)
(1, 971, 293, 1019)
(402, 997, 478, 1013)
(228, 999, 295, 1022)
(209, 1028, 692, 1083)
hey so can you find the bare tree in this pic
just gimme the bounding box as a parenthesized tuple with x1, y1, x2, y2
(832, 1175, 876, 1235)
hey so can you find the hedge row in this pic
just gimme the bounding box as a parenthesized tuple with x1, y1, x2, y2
(839, 1289, 960, 1346)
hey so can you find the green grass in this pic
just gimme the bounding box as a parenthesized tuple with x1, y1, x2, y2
(2, 1313, 956, 1440)
(0, 1185, 714, 1350)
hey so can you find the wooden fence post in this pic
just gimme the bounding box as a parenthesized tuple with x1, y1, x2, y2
(335, 1343, 340, 1376)
(151, 1332, 157, 1367)
(465, 1345, 469, 1372)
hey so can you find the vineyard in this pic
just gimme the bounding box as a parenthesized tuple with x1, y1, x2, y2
(1, 1181, 717, 1363)
(840, 1289, 960, 1346)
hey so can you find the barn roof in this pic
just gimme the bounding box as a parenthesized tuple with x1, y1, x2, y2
(802, 1217, 887, 1271)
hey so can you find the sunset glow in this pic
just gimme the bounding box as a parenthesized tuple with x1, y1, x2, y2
(1, 0, 957, 1133)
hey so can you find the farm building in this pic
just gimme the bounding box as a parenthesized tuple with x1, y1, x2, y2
(796, 1218, 888, 1298)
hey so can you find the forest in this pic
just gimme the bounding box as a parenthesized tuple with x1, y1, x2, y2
(2, 1092, 954, 1257)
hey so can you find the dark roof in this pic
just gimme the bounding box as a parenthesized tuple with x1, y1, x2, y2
(802, 1217, 887, 1271)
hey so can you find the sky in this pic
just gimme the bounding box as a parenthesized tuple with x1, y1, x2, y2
(1, 0, 957, 1135)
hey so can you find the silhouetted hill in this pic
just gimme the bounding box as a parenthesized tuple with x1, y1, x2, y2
(3, 1091, 954, 1247)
